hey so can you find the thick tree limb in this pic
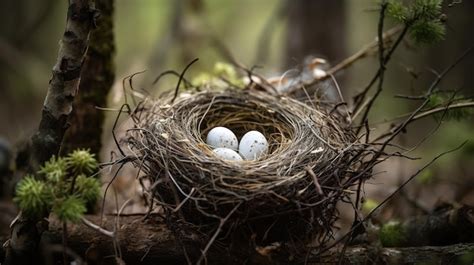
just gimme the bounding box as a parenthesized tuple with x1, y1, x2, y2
(38, 216, 474, 264)
(323, 244, 474, 265)
(61, 0, 115, 157)
(3, 1, 95, 265)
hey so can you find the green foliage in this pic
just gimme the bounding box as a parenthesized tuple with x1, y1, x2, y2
(426, 93, 473, 121)
(75, 174, 101, 204)
(14, 149, 100, 222)
(39, 155, 67, 183)
(52, 196, 87, 223)
(386, 0, 446, 45)
(379, 220, 407, 247)
(14, 175, 53, 217)
(387, 0, 409, 22)
(409, 19, 445, 44)
(66, 148, 98, 175)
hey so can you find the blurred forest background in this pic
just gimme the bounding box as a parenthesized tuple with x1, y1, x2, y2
(0, 0, 473, 222)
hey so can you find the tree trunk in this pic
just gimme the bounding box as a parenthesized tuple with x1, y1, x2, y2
(3, 1, 95, 264)
(61, 0, 115, 158)
(285, 0, 346, 68)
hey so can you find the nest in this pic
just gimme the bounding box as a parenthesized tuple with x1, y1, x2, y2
(125, 88, 363, 250)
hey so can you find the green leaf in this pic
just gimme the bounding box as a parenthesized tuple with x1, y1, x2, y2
(75, 175, 101, 204)
(14, 175, 53, 218)
(66, 149, 98, 175)
(52, 196, 86, 223)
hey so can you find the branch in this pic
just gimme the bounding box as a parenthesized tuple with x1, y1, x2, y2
(4, 1, 96, 265)
(354, 0, 389, 134)
(375, 46, 474, 143)
(325, 26, 403, 79)
(351, 24, 410, 121)
(33, 214, 474, 265)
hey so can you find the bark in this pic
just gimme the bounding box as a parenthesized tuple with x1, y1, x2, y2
(326, 244, 474, 265)
(26, 215, 474, 265)
(3, 1, 95, 264)
(61, 0, 115, 158)
(352, 204, 474, 247)
(396, 204, 474, 247)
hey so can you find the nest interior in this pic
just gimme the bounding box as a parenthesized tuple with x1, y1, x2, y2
(126, 89, 359, 246)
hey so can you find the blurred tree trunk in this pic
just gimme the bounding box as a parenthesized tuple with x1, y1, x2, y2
(3, 0, 95, 264)
(285, 0, 346, 68)
(61, 0, 115, 158)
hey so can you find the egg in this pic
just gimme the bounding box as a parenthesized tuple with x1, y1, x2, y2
(206, 127, 238, 150)
(213, 148, 243, 161)
(239, 131, 268, 160)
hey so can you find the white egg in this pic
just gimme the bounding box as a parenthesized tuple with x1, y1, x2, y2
(213, 148, 243, 161)
(239, 131, 268, 160)
(206, 127, 238, 150)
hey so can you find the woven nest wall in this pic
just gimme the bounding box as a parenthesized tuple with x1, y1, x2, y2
(126, 89, 361, 246)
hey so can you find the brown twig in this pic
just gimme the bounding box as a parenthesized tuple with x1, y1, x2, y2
(375, 46, 474, 144)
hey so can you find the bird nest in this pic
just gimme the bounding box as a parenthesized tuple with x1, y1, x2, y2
(125, 88, 363, 249)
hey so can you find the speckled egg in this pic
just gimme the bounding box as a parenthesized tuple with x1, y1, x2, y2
(239, 131, 268, 160)
(212, 148, 243, 161)
(206, 127, 238, 150)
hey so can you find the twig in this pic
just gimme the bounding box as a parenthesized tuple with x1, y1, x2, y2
(369, 101, 474, 126)
(305, 166, 324, 195)
(339, 3, 388, 261)
(354, 1, 390, 135)
(312, 141, 466, 258)
(326, 26, 403, 78)
(196, 202, 242, 265)
(352, 25, 410, 120)
(81, 217, 114, 238)
(375, 46, 474, 144)
(171, 58, 199, 103)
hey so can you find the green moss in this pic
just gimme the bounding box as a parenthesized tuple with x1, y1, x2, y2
(52, 196, 86, 223)
(65, 148, 98, 175)
(75, 174, 101, 205)
(458, 251, 474, 265)
(379, 220, 407, 247)
(14, 149, 100, 222)
(14, 175, 53, 217)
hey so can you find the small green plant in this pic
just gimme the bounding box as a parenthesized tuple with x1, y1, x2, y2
(379, 220, 407, 247)
(14, 149, 100, 223)
(387, 0, 446, 45)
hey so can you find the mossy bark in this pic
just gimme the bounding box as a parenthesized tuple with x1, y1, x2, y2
(3, 1, 95, 264)
(61, 0, 115, 158)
